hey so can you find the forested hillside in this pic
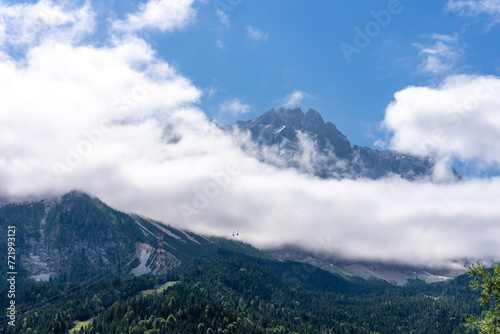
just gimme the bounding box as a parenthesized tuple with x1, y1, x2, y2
(1, 251, 483, 334)
(78, 256, 482, 334)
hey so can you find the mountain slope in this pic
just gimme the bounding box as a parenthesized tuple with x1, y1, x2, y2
(0, 191, 148, 281)
(228, 107, 458, 180)
(266, 246, 467, 286)
(0, 191, 263, 282)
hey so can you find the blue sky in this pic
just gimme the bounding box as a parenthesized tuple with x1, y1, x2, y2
(101, 0, 500, 149)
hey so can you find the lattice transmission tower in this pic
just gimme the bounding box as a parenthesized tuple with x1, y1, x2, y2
(154, 233, 167, 289)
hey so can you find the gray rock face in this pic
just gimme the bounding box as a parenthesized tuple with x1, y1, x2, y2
(0, 192, 187, 282)
(228, 107, 457, 180)
(265, 246, 467, 286)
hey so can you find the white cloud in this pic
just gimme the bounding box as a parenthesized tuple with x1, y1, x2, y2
(446, 0, 500, 25)
(282, 90, 307, 108)
(113, 0, 196, 33)
(383, 75, 500, 167)
(206, 83, 219, 98)
(98, 122, 500, 266)
(0, 1, 201, 197)
(219, 98, 250, 115)
(373, 140, 387, 149)
(0, 0, 94, 51)
(216, 9, 230, 28)
(414, 33, 461, 75)
(246, 25, 268, 42)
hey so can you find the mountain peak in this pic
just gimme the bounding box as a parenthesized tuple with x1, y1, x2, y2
(258, 107, 304, 127)
(228, 107, 456, 180)
(304, 108, 322, 119)
(302, 108, 326, 132)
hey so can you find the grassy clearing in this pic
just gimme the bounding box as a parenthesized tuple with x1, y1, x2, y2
(139, 281, 179, 297)
(67, 281, 178, 333)
(68, 317, 94, 333)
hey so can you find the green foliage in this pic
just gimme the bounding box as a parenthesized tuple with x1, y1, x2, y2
(0, 254, 484, 333)
(0, 191, 153, 282)
(0, 275, 155, 334)
(45, 191, 148, 250)
(72, 255, 481, 334)
(466, 262, 500, 333)
(0, 201, 45, 240)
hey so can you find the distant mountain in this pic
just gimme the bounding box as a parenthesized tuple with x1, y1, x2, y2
(0, 191, 265, 282)
(228, 107, 459, 180)
(265, 246, 467, 286)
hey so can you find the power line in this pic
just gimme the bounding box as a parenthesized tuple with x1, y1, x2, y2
(0, 233, 159, 326)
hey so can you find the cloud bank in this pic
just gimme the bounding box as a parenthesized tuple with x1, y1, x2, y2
(1, 0, 500, 267)
(384, 75, 500, 167)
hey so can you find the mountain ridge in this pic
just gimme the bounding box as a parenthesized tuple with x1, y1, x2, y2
(228, 107, 459, 180)
(0, 191, 269, 283)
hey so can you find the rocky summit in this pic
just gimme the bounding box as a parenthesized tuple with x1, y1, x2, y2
(228, 107, 459, 180)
